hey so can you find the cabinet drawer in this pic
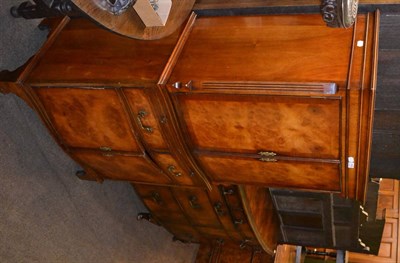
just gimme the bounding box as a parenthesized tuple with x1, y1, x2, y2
(196, 226, 229, 240)
(73, 151, 171, 184)
(35, 87, 140, 152)
(162, 223, 202, 243)
(152, 153, 201, 186)
(134, 185, 188, 224)
(220, 186, 257, 244)
(173, 188, 221, 228)
(198, 155, 341, 192)
(123, 88, 168, 150)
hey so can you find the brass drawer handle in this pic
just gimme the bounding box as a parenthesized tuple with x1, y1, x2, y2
(258, 151, 277, 157)
(99, 146, 114, 156)
(189, 195, 201, 209)
(239, 239, 251, 249)
(214, 202, 225, 216)
(221, 186, 235, 195)
(258, 151, 277, 162)
(151, 192, 163, 205)
(168, 165, 182, 177)
(137, 110, 153, 134)
(234, 219, 244, 225)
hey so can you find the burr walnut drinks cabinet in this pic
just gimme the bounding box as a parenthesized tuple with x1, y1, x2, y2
(0, 11, 381, 262)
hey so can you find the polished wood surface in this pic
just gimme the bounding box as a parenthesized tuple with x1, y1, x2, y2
(165, 12, 378, 200)
(71, 0, 195, 40)
(175, 94, 341, 158)
(27, 18, 183, 85)
(239, 186, 279, 255)
(35, 87, 140, 151)
(274, 245, 297, 263)
(168, 14, 353, 86)
(123, 88, 168, 150)
(197, 155, 341, 191)
(73, 151, 170, 183)
(133, 183, 266, 245)
(0, 11, 381, 259)
(8, 13, 377, 196)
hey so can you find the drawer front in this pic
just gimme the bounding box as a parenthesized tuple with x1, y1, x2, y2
(35, 87, 140, 152)
(219, 185, 258, 244)
(207, 186, 243, 242)
(152, 153, 200, 186)
(73, 151, 171, 184)
(134, 185, 188, 224)
(196, 226, 229, 240)
(123, 88, 168, 150)
(173, 188, 221, 228)
(162, 223, 202, 243)
(198, 155, 341, 192)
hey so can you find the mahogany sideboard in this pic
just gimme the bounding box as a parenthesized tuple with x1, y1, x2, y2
(0, 11, 380, 262)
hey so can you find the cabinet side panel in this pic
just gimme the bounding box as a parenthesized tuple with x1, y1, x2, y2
(169, 14, 353, 85)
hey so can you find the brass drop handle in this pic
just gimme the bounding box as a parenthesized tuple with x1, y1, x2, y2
(258, 151, 278, 162)
(239, 239, 251, 249)
(214, 202, 225, 216)
(168, 165, 182, 177)
(137, 110, 153, 133)
(188, 195, 201, 209)
(151, 192, 163, 205)
(258, 151, 277, 157)
(99, 146, 113, 156)
(234, 219, 244, 225)
(221, 187, 235, 195)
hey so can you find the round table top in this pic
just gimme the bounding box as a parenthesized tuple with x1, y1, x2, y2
(71, 0, 195, 40)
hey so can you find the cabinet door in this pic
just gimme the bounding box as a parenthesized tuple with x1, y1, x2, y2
(169, 92, 342, 191)
(198, 155, 341, 192)
(174, 93, 341, 159)
(35, 87, 140, 152)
